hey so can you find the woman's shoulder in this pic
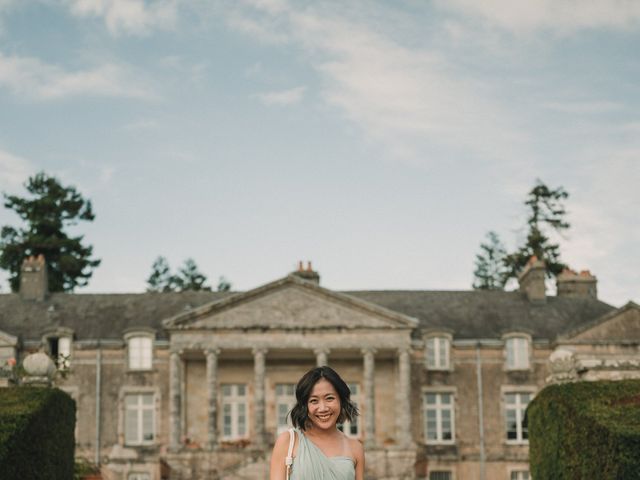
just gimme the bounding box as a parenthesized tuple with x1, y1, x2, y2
(347, 437, 364, 457)
(274, 429, 297, 451)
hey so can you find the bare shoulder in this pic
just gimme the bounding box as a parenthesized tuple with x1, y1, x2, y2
(270, 430, 297, 480)
(349, 437, 364, 457)
(274, 430, 293, 449)
(273, 429, 297, 454)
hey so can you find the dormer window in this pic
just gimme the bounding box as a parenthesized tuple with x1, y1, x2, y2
(505, 336, 530, 370)
(43, 328, 74, 369)
(125, 330, 155, 371)
(425, 335, 451, 370)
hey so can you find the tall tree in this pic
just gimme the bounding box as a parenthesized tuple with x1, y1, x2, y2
(146, 256, 175, 292)
(217, 276, 232, 292)
(504, 179, 570, 279)
(175, 258, 211, 291)
(0, 171, 100, 292)
(473, 231, 508, 290)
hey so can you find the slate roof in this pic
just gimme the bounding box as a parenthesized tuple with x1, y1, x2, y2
(346, 290, 615, 339)
(0, 291, 227, 341)
(0, 287, 616, 342)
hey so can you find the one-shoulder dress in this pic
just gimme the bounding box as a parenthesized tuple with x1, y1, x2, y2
(289, 429, 356, 480)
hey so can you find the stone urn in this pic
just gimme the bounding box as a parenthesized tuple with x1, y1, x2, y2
(22, 352, 56, 386)
(547, 348, 577, 384)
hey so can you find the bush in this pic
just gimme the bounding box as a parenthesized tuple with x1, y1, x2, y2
(527, 380, 640, 480)
(74, 457, 101, 480)
(0, 387, 76, 479)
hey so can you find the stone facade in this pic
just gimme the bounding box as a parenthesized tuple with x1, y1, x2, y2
(1, 263, 639, 480)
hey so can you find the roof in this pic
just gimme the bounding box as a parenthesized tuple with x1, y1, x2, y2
(558, 301, 640, 341)
(0, 287, 616, 341)
(346, 290, 615, 339)
(0, 291, 228, 341)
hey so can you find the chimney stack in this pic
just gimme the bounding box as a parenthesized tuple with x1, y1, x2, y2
(20, 254, 48, 301)
(292, 260, 320, 284)
(518, 256, 546, 302)
(556, 268, 597, 299)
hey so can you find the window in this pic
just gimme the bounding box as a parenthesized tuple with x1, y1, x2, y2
(128, 474, 150, 480)
(128, 336, 153, 370)
(222, 384, 248, 439)
(47, 335, 72, 368)
(426, 337, 450, 370)
(423, 392, 455, 444)
(505, 337, 529, 370)
(339, 383, 360, 437)
(275, 383, 296, 434)
(429, 472, 452, 480)
(505, 392, 532, 442)
(511, 471, 530, 480)
(125, 393, 155, 445)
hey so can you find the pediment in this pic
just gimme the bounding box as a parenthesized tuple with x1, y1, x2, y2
(163, 275, 418, 331)
(561, 302, 640, 341)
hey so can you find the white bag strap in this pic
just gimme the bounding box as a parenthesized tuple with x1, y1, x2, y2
(285, 428, 295, 480)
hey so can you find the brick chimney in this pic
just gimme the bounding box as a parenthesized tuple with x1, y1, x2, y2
(518, 256, 546, 302)
(556, 268, 597, 299)
(20, 254, 48, 301)
(292, 261, 320, 284)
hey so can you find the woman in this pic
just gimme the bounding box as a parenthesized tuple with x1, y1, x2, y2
(269, 366, 365, 480)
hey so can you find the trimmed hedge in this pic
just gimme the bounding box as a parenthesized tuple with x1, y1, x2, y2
(0, 387, 76, 480)
(527, 380, 640, 480)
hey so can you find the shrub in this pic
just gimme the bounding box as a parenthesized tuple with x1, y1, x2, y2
(0, 387, 76, 480)
(527, 380, 640, 480)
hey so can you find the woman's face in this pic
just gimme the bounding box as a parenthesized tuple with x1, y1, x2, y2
(307, 378, 341, 431)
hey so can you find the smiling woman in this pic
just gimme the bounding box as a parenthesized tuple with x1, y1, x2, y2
(269, 366, 365, 480)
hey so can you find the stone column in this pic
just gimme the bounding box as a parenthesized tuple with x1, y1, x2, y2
(169, 349, 182, 451)
(253, 347, 268, 448)
(206, 348, 221, 449)
(397, 347, 412, 447)
(362, 348, 376, 448)
(315, 348, 330, 367)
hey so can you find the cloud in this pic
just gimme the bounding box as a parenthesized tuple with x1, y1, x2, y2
(560, 147, 640, 305)
(0, 51, 157, 100)
(67, 0, 178, 36)
(226, 11, 289, 44)
(225, 1, 527, 163)
(0, 149, 34, 192)
(256, 86, 306, 106)
(158, 55, 209, 85)
(434, 0, 640, 34)
(123, 118, 159, 131)
(0, 0, 15, 13)
(542, 100, 623, 114)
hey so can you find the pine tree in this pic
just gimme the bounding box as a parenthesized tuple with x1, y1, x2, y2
(504, 180, 570, 280)
(473, 231, 508, 290)
(0, 171, 100, 292)
(146, 256, 176, 292)
(217, 276, 232, 292)
(175, 258, 211, 291)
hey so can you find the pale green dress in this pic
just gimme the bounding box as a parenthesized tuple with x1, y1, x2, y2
(290, 429, 356, 480)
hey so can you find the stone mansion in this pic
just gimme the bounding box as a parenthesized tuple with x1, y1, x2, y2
(1, 256, 639, 480)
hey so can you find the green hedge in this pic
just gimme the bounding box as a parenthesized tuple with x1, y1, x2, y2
(0, 387, 76, 480)
(527, 380, 640, 480)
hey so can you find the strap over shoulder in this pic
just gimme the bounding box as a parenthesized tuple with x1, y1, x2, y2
(285, 428, 295, 479)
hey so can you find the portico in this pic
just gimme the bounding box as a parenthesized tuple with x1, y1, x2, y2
(162, 274, 417, 477)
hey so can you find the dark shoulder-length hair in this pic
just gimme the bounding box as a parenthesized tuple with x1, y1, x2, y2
(289, 366, 359, 431)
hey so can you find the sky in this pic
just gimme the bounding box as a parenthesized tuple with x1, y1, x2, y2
(0, 0, 638, 307)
